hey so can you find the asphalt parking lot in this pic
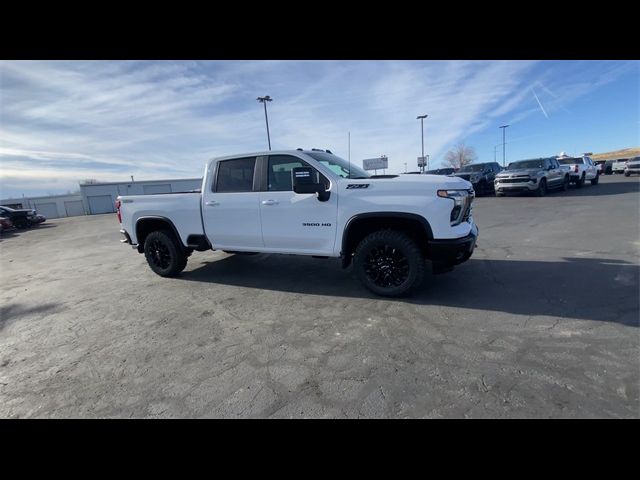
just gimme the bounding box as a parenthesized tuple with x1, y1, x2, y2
(1, 174, 639, 418)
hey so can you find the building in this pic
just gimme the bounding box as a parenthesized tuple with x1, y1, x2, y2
(0, 193, 86, 219)
(79, 178, 202, 214)
(1, 178, 202, 218)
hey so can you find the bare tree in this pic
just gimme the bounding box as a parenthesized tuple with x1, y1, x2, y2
(444, 142, 477, 169)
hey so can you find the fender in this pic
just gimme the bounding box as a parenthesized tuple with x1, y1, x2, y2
(340, 212, 434, 267)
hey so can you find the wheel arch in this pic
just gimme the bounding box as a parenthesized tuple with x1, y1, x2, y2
(135, 216, 184, 253)
(341, 212, 433, 268)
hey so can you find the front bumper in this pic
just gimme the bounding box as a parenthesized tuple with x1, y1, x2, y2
(495, 181, 538, 192)
(428, 223, 478, 271)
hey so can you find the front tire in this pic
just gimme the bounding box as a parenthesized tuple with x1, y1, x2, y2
(624, 171, 630, 177)
(353, 230, 425, 297)
(536, 178, 547, 197)
(591, 174, 599, 185)
(13, 217, 28, 229)
(144, 230, 188, 277)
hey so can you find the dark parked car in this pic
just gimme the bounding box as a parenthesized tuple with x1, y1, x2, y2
(0, 206, 37, 229)
(450, 162, 502, 195)
(0, 216, 14, 235)
(426, 167, 457, 175)
(604, 160, 613, 175)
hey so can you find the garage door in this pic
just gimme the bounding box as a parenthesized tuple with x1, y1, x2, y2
(88, 195, 115, 214)
(143, 184, 172, 195)
(64, 200, 85, 217)
(35, 202, 60, 219)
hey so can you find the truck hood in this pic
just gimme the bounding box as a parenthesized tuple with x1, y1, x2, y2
(340, 174, 472, 192)
(496, 168, 540, 177)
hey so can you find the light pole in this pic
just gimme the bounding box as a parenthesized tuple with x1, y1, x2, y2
(417, 114, 428, 173)
(257, 95, 273, 150)
(499, 124, 509, 167)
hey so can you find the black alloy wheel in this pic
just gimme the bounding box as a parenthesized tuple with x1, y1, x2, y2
(143, 230, 188, 277)
(353, 230, 425, 297)
(363, 244, 411, 289)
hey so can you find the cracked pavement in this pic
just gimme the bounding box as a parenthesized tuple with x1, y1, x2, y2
(0, 175, 638, 418)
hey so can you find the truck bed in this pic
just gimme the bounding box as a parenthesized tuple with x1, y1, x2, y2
(118, 192, 204, 246)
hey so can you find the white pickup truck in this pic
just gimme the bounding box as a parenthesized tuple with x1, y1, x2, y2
(556, 155, 599, 187)
(117, 149, 478, 297)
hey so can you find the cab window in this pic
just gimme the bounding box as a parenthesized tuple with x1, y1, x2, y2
(267, 155, 328, 191)
(215, 157, 256, 193)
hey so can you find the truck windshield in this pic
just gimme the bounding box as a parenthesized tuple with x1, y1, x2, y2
(305, 152, 371, 179)
(459, 164, 487, 173)
(507, 160, 545, 170)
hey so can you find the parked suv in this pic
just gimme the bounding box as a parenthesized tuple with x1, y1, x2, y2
(426, 167, 457, 176)
(451, 162, 502, 195)
(494, 157, 569, 197)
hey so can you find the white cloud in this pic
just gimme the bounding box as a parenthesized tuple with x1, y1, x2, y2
(0, 60, 636, 197)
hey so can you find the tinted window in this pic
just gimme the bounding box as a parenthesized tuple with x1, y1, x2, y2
(267, 155, 328, 191)
(508, 160, 545, 170)
(215, 157, 256, 193)
(558, 158, 584, 165)
(268, 155, 305, 191)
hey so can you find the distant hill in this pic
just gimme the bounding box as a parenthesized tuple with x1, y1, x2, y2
(591, 147, 640, 161)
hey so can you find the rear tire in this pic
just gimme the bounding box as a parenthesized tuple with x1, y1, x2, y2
(495, 192, 505, 197)
(562, 175, 570, 191)
(575, 173, 585, 188)
(353, 230, 425, 297)
(624, 171, 630, 177)
(144, 230, 187, 277)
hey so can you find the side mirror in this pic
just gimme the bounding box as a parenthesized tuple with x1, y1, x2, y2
(292, 167, 330, 201)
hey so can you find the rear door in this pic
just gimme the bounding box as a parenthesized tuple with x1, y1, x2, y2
(201, 156, 263, 250)
(585, 158, 598, 179)
(258, 154, 338, 255)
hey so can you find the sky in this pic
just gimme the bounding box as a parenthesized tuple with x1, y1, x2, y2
(1, 60, 638, 198)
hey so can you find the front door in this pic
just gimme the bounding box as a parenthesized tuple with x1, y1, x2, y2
(259, 154, 338, 255)
(548, 158, 563, 186)
(201, 156, 263, 250)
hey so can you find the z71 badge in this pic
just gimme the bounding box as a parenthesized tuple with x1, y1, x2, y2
(346, 184, 369, 189)
(302, 223, 332, 227)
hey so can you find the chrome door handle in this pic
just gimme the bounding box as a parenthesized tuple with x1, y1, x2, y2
(261, 199, 279, 206)
(205, 201, 220, 207)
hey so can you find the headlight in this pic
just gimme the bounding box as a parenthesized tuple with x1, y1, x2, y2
(437, 189, 472, 226)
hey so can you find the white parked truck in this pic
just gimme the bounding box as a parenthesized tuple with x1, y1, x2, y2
(556, 155, 599, 187)
(117, 149, 478, 297)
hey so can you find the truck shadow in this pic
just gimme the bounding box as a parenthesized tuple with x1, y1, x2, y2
(562, 177, 639, 197)
(179, 254, 639, 326)
(0, 303, 61, 331)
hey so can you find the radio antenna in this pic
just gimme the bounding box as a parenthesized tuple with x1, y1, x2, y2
(348, 131, 351, 179)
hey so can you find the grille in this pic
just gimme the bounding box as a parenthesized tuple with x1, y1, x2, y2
(499, 177, 530, 184)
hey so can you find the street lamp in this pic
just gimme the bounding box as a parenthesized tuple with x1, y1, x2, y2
(499, 124, 509, 167)
(417, 114, 428, 173)
(257, 95, 273, 150)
